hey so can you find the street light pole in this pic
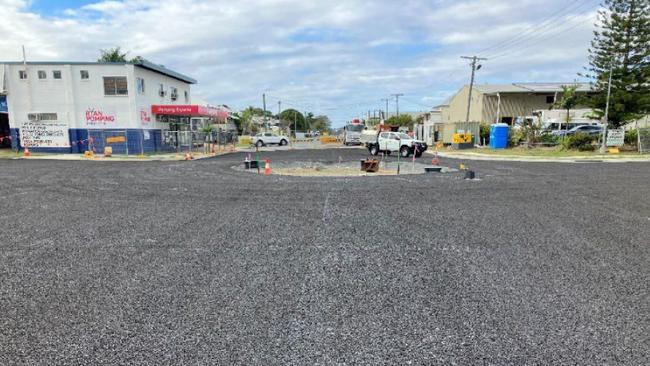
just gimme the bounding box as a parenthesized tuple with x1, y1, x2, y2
(600, 60, 615, 153)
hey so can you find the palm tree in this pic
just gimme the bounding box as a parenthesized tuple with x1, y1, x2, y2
(553, 85, 579, 135)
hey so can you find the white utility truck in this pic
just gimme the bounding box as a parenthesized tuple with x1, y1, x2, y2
(360, 129, 428, 158)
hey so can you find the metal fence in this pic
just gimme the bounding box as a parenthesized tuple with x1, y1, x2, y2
(161, 130, 238, 153)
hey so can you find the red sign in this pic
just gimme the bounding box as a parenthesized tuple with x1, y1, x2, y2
(151, 105, 228, 120)
(85, 108, 115, 125)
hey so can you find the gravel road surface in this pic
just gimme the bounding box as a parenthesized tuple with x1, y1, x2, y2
(1, 148, 648, 365)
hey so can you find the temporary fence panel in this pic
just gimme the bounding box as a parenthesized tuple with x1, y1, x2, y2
(105, 130, 128, 154)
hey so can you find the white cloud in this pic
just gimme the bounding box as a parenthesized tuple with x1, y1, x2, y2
(0, 0, 602, 126)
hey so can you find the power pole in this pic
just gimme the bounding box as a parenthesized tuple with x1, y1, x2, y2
(600, 60, 615, 153)
(461, 56, 487, 123)
(382, 98, 390, 120)
(262, 93, 267, 129)
(278, 101, 281, 117)
(391, 93, 404, 117)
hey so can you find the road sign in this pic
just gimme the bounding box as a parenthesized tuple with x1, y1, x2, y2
(606, 129, 624, 147)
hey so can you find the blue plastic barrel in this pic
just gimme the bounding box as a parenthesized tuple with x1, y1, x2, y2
(490, 123, 509, 149)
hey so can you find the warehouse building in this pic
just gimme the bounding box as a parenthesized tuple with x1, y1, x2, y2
(432, 82, 595, 145)
(0, 60, 228, 153)
(440, 82, 593, 125)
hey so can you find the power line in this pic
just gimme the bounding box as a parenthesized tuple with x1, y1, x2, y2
(486, 13, 598, 61)
(477, 0, 596, 56)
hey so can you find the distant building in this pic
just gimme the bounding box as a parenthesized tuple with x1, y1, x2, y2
(0, 60, 227, 153)
(431, 82, 596, 145)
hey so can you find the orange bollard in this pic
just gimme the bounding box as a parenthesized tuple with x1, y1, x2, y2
(264, 158, 271, 176)
(23, 146, 31, 157)
(185, 152, 193, 161)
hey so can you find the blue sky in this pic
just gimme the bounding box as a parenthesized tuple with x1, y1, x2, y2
(2, 0, 602, 127)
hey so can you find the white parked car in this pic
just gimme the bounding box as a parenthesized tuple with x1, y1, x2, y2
(252, 132, 289, 147)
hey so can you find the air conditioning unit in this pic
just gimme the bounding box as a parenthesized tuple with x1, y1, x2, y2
(159, 90, 167, 97)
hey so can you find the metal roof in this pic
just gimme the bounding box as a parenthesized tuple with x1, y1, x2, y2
(0, 60, 196, 84)
(473, 82, 592, 94)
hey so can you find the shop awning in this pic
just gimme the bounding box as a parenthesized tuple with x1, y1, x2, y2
(151, 105, 228, 120)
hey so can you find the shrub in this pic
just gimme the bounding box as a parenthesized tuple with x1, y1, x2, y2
(539, 133, 560, 145)
(625, 129, 638, 146)
(561, 133, 596, 151)
(479, 122, 491, 144)
(509, 127, 526, 147)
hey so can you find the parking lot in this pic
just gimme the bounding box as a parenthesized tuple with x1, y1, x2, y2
(1, 148, 648, 365)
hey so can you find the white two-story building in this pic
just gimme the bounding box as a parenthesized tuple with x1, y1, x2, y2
(0, 60, 227, 153)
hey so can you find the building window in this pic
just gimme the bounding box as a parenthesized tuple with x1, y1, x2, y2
(184, 90, 189, 103)
(53, 70, 62, 79)
(546, 95, 555, 104)
(19, 70, 27, 80)
(158, 84, 166, 97)
(136, 77, 145, 95)
(38, 70, 47, 79)
(80, 70, 89, 80)
(27, 113, 58, 121)
(170, 87, 178, 101)
(103, 76, 128, 96)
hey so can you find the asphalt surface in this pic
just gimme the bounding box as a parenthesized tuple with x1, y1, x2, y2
(1, 148, 648, 365)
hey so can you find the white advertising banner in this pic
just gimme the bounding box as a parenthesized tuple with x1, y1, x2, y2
(21, 121, 70, 148)
(607, 129, 625, 147)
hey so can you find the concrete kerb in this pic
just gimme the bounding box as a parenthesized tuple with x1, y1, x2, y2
(5, 150, 240, 162)
(431, 150, 650, 163)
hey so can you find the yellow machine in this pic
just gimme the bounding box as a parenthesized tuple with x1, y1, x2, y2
(452, 133, 473, 144)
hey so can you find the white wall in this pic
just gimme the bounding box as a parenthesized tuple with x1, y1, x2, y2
(133, 67, 191, 130)
(3, 63, 193, 131)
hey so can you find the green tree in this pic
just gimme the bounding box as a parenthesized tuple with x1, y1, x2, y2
(98, 47, 128, 62)
(584, 0, 650, 128)
(311, 115, 331, 133)
(98, 48, 147, 64)
(279, 109, 306, 133)
(237, 106, 271, 134)
(386, 114, 414, 128)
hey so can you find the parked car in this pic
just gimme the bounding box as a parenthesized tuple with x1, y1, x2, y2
(252, 132, 289, 147)
(552, 125, 603, 137)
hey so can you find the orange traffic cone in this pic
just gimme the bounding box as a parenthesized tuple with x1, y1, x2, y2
(23, 146, 31, 157)
(185, 152, 193, 161)
(264, 158, 271, 176)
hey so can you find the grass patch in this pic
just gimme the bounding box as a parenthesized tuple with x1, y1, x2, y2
(445, 146, 644, 158)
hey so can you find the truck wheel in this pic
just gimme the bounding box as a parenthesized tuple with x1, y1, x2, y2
(256, 141, 264, 147)
(369, 145, 379, 156)
(280, 139, 288, 146)
(386, 151, 391, 156)
(400, 146, 410, 158)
